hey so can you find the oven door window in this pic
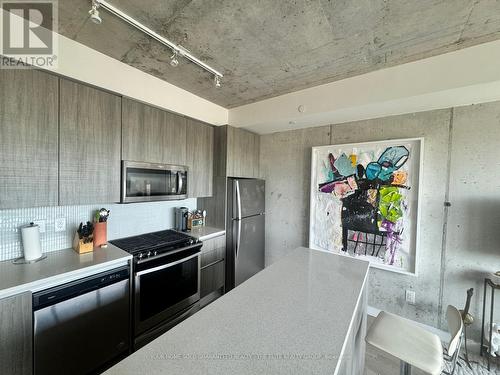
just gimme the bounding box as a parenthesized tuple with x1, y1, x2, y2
(138, 256, 199, 321)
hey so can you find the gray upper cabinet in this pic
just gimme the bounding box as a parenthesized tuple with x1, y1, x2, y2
(226, 126, 260, 178)
(0, 70, 58, 209)
(0, 292, 32, 375)
(59, 79, 122, 205)
(122, 98, 187, 166)
(186, 119, 214, 197)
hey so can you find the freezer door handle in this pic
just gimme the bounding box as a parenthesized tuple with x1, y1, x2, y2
(235, 180, 242, 220)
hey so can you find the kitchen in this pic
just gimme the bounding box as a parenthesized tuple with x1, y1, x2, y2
(1, 1, 500, 375)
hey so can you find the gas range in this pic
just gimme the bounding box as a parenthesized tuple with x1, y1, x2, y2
(110, 229, 202, 349)
(110, 229, 200, 261)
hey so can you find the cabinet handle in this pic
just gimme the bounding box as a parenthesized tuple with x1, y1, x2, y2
(201, 258, 224, 270)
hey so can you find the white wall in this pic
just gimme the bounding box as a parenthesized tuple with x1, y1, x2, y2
(230, 39, 500, 135)
(53, 34, 227, 125)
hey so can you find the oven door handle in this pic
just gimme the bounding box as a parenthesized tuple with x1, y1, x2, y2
(136, 252, 199, 276)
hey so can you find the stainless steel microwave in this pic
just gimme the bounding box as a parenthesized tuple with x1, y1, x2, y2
(121, 161, 188, 203)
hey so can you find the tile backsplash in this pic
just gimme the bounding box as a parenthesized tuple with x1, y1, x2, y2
(0, 199, 197, 261)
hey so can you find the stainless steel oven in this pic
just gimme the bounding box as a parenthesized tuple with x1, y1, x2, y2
(133, 244, 201, 348)
(121, 160, 188, 203)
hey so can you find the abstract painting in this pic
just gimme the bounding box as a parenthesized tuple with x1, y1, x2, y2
(309, 138, 423, 274)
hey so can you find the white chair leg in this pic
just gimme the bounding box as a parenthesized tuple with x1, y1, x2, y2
(400, 361, 411, 375)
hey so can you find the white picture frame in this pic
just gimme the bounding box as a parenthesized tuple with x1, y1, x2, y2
(308, 138, 424, 276)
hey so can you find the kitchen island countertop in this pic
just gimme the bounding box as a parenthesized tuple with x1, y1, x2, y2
(105, 247, 369, 375)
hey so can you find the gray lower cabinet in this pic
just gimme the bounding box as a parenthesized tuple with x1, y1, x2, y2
(200, 235, 226, 307)
(186, 119, 214, 198)
(0, 70, 58, 209)
(59, 79, 122, 204)
(0, 292, 32, 375)
(122, 98, 187, 166)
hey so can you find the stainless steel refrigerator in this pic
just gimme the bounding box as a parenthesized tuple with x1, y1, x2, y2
(226, 178, 265, 291)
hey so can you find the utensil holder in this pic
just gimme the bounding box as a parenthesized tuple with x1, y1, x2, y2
(93, 222, 107, 247)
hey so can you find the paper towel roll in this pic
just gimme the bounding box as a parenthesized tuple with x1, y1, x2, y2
(21, 223, 42, 261)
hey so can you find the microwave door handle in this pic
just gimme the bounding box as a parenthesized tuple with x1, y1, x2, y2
(177, 172, 183, 194)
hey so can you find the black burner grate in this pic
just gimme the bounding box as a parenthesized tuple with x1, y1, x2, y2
(110, 230, 192, 254)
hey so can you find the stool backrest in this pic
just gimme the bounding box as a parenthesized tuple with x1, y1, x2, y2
(446, 305, 463, 356)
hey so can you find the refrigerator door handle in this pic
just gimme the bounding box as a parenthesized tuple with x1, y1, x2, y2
(235, 180, 242, 220)
(235, 219, 241, 260)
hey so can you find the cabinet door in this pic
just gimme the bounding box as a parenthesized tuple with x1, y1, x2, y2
(122, 98, 187, 165)
(0, 292, 32, 375)
(200, 235, 225, 305)
(227, 127, 260, 178)
(251, 132, 260, 178)
(0, 70, 58, 208)
(186, 119, 213, 197)
(200, 260, 225, 298)
(59, 79, 121, 204)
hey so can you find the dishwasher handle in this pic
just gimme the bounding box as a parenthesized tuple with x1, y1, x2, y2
(33, 266, 129, 311)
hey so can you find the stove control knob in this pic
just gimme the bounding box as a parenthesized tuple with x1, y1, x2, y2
(147, 251, 152, 257)
(153, 251, 158, 256)
(189, 239, 194, 245)
(138, 253, 143, 259)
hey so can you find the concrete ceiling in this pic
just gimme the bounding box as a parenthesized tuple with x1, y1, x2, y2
(59, 0, 500, 108)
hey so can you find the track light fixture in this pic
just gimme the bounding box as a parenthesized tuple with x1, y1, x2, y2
(88, 0, 223, 87)
(88, 1, 102, 24)
(214, 75, 221, 88)
(170, 51, 179, 67)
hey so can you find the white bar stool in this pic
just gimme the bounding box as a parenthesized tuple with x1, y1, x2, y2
(365, 306, 463, 375)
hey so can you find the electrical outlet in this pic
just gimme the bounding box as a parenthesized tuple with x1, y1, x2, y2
(54, 218, 66, 232)
(405, 290, 416, 305)
(33, 220, 46, 233)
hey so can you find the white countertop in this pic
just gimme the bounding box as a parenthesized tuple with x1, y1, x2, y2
(105, 247, 369, 375)
(187, 226, 225, 241)
(0, 244, 131, 299)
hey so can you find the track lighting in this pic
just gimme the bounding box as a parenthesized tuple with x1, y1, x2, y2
(88, 1, 102, 25)
(88, 0, 223, 87)
(170, 51, 179, 67)
(214, 75, 221, 88)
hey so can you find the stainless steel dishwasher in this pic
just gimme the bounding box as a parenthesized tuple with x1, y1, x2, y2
(33, 266, 131, 375)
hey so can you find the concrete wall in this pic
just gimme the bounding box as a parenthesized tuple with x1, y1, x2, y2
(260, 103, 500, 339)
(260, 126, 331, 265)
(441, 103, 500, 333)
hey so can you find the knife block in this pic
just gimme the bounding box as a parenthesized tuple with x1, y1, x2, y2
(93, 222, 107, 247)
(73, 232, 94, 254)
